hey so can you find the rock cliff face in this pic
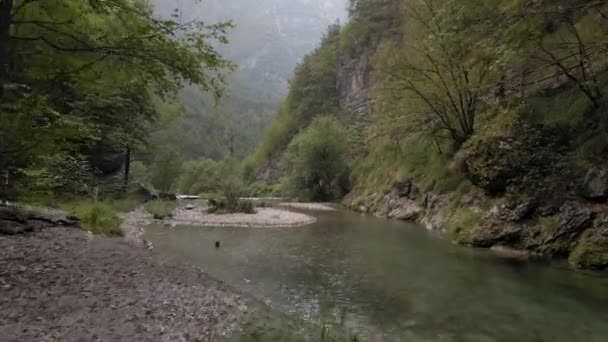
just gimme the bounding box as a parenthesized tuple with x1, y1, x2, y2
(338, 52, 374, 115)
(336, 0, 403, 116)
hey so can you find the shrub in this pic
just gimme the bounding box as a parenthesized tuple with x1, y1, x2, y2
(178, 158, 230, 195)
(67, 201, 123, 236)
(144, 200, 176, 219)
(207, 173, 257, 214)
(283, 117, 350, 201)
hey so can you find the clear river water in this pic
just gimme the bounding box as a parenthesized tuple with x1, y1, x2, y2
(145, 207, 608, 341)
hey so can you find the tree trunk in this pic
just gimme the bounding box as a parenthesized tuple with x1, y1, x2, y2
(124, 146, 131, 188)
(0, 0, 13, 100)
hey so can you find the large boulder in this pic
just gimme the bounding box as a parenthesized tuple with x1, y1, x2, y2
(463, 123, 569, 195)
(578, 165, 608, 201)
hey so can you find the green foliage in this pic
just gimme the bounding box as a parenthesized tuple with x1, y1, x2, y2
(283, 117, 350, 201)
(539, 217, 560, 237)
(254, 24, 342, 164)
(144, 200, 176, 220)
(150, 148, 183, 193)
(130, 161, 150, 187)
(109, 196, 144, 214)
(207, 173, 256, 214)
(178, 158, 229, 196)
(464, 121, 571, 196)
(66, 200, 123, 236)
(0, 0, 233, 201)
(569, 230, 608, 270)
(245, 182, 281, 198)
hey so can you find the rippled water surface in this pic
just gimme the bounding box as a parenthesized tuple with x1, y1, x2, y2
(145, 208, 608, 341)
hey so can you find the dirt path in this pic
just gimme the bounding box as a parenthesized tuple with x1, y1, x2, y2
(0, 226, 247, 342)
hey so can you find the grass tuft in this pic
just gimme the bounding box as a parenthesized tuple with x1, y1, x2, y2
(66, 201, 123, 236)
(144, 200, 176, 219)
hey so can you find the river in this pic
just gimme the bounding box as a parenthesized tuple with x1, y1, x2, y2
(145, 207, 608, 341)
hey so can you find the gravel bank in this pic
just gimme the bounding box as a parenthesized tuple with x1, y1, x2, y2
(0, 226, 247, 341)
(278, 202, 337, 211)
(170, 206, 317, 228)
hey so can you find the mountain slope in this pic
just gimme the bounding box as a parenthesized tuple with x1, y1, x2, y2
(151, 0, 347, 159)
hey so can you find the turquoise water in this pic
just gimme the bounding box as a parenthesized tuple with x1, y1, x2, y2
(145, 208, 608, 341)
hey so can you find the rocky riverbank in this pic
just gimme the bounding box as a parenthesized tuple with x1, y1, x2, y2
(345, 179, 608, 270)
(0, 207, 251, 341)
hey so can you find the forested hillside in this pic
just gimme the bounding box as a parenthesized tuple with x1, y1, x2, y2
(253, 0, 608, 269)
(150, 0, 347, 160)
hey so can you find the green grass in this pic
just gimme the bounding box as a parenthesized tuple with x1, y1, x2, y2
(539, 216, 560, 237)
(144, 200, 176, 219)
(446, 207, 483, 242)
(65, 201, 123, 236)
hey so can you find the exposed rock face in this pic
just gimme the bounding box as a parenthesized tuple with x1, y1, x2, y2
(388, 199, 423, 221)
(579, 165, 608, 201)
(345, 179, 608, 270)
(490, 197, 538, 222)
(548, 203, 593, 243)
(338, 53, 373, 115)
(337, 0, 403, 117)
(464, 220, 523, 248)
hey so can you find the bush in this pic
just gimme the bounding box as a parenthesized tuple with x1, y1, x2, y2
(283, 117, 350, 201)
(67, 201, 123, 236)
(144, 200, 176, 219)
(178, 158, 231, 196)
(207, 172, 257, 214)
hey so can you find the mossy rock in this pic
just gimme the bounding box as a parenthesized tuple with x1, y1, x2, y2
(463, 122, 571, 196)
(569, 228, 608, 270)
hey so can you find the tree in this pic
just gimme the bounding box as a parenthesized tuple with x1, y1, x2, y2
(380, 0, 496, 150)
(0, 0, 233, 199)
(283, 117, 350, 201)
(150, 148, 182, 193)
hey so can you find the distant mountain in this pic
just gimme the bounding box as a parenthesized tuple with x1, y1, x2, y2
(151, 0, 347, 159)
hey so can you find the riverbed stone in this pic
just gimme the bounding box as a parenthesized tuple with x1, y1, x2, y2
(0, 227, 245, 341)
